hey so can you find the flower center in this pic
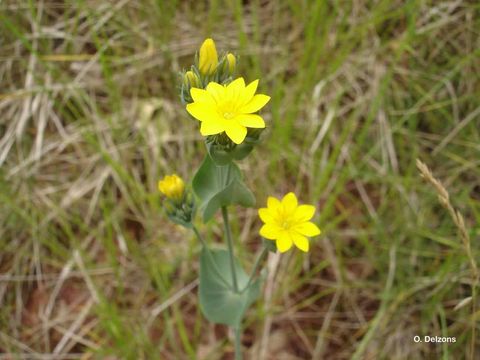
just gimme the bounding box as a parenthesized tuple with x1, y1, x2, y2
(278, 213, 295, 230)
(223, 112, 235, 119)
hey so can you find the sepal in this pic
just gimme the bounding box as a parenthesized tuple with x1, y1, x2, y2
(163, 191, 196, 229)
(205, 130, 263, 165)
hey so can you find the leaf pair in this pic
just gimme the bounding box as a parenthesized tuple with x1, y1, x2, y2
(193, 155, 261, 327)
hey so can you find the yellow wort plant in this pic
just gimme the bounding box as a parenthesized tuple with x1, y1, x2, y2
(160, 38, 321, 359)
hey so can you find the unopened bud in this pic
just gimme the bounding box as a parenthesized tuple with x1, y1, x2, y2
(158, 174, 185, 201)
(184, 70, 199, 88)
(198, 38, 218, 75)
(225, 53, 236, 74)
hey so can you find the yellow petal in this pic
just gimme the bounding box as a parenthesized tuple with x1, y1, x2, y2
(240, 94, 271, 113)
(281, 192, 298, 210)
(235, 114, 266, 128)
(186, 103, 218, 122)
(158, 181, 167, 194)
(227, 77, 245, 91)
(294, 205, 316, 222)
(267, 196, 281, 210)
(227, 77, 245, 103)
(276, 232, 293, 253)
(291, 232, 309, 252)
(294, 222, 321, 237)
(206, 82, 226, 102)
(200, 120, 225, 136)
(241, 79, 259, 105)
(259, 224, 281, 240)
(190, 88, 215, 105)
(158, 174, 185, 199)
(258, 208, 274, 223)
(225, 122, 247, 144)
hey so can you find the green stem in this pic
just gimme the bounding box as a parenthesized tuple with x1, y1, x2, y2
(222, 206, 238, 292)
(242, 246, 269, 292)
(192, 226, 207, 248)
(234, 326, 242, 360)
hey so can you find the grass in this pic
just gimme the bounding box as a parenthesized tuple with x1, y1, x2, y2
(1, 0, 479, 359)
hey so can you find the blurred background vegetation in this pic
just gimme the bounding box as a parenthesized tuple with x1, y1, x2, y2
(1, 0, 479, 359)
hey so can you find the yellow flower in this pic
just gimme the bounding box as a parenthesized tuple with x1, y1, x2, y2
(198, 38, 218, 75)
(158, 174, 185, 200)
(186, 77, 270, 144)
(226, 53, 236, 74)
(258, 193, 321, 253)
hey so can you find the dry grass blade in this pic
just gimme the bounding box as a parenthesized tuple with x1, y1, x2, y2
(416, 159, 478, 278)
(416, 158, 478, 359)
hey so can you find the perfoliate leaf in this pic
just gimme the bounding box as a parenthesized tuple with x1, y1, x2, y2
(192, 156, 255, 222)
(199, 248, 261, 327)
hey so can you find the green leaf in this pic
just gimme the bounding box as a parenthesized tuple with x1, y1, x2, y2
(199, 248, 261, 327)
(205, 142, 234, 165)
(192, 156, 255, 222)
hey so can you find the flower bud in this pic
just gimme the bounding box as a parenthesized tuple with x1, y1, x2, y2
(225, 53, 236, 74)
(158, 174, 185, 201)
(198, 38, 218, 75)
(184, 70, 199, 88)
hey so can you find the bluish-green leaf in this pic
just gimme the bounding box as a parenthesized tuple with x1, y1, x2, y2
(192, 156, 255, 222)
(199, 248, 261, 327)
